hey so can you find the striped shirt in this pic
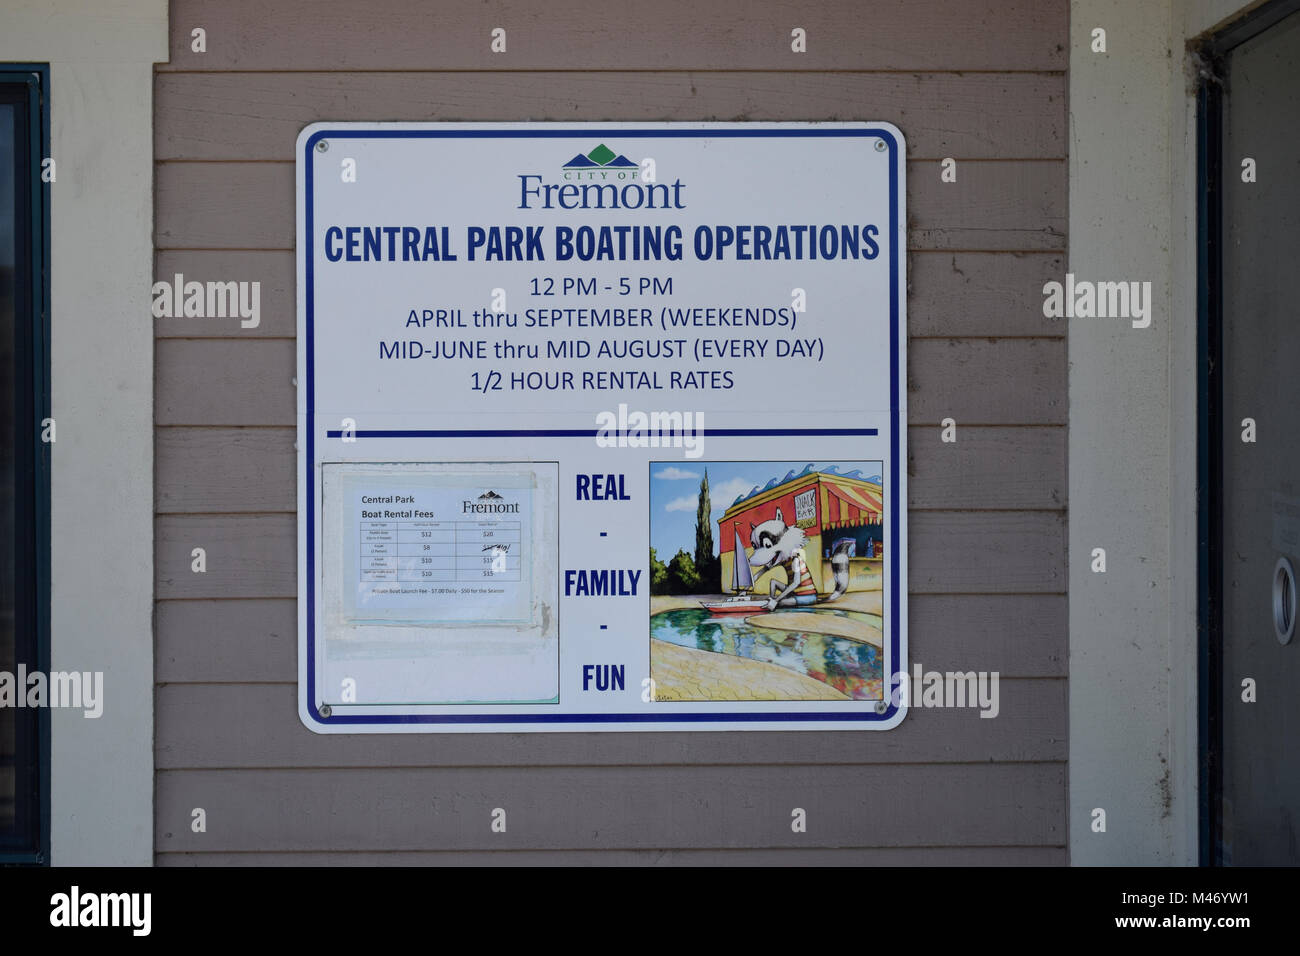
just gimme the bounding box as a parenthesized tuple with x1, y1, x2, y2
(790, 550, 818, 596)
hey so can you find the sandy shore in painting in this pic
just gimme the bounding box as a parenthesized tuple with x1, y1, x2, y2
(650, 638, 849, 701)
(750, 610, 882, 647)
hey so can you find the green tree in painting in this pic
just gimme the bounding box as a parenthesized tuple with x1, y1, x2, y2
(692, 469, 719, 589)
(666, 549, 701, 594)
(649, 547, 669, 595)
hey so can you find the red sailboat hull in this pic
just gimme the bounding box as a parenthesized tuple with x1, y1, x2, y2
(698, 598, 769, 616)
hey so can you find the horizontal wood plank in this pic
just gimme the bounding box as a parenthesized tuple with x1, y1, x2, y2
(154, 251, 294, 337)
(155, 509, 1063, 599)
(154, 680, 1064, 768)
(156, 428, 295, 512)
(154, 763, 1065, 851)
(155, 160, 1066, 251)
(155, 593, 1065, 684)
(155, 339, 295, 426)
(152, 250, 1066, 340)
(909, 338, 1066, 425)
(154, 338, 1064, 427)
(155, 425, 1063, 513)
(909, 161, 1065, 250)
(158, 846, 1065, 865)
(162, 0, 1067, 73)
(155, 162, 292, 250)
(908, 252, 1064, 337)
(910, 594, 1065, 674)
(156, 515, 296, 599)
(155, 72, 1066, 162)
(156, 599, 298, 684)
(907, 425, 1064, 509)
(909, 511, 1065, 593)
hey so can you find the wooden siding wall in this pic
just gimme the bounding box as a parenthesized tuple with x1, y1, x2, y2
(153, 0, 1068, 865)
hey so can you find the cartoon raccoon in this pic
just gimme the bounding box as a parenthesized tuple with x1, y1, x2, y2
(748, 507, 853, 610)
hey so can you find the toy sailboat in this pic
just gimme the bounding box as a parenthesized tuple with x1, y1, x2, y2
(699, 528, 770, 616)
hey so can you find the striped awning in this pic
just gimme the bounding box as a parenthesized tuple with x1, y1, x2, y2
(822, 482, 883, 528)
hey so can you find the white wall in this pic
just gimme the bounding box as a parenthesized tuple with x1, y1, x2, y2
(1068, 0, 1255, 865)
(0, 0, 167, 865)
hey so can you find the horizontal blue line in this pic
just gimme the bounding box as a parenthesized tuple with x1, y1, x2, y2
(324, 428, 878, 438)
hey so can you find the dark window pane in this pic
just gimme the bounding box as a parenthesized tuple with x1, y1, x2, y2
(0, 100, 18, 836)
(0, 79, 40, 856)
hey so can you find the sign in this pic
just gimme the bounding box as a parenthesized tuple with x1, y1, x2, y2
(296, 122, 907, 732)
(793, 487, 817, 528)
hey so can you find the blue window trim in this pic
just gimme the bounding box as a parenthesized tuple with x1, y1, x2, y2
(0, 63, 50, 866)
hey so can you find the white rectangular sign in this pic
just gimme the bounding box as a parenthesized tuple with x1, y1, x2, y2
(297, 122, 907, 732)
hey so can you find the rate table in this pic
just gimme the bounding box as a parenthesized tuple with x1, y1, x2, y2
(358, 520, 522, 583)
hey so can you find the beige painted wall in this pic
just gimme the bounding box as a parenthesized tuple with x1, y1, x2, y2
(152, 0, 1069, 864)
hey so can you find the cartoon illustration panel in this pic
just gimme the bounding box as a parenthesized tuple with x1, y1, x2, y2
(649, 461, 885, 702)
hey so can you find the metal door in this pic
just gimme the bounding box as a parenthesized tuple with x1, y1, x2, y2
(1205, 3, 1300, 866)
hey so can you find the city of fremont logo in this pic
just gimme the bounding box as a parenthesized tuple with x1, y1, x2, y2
(518, 143, 683, 209)
(562, 143, 640, 180)
(464, 490, 519, 514)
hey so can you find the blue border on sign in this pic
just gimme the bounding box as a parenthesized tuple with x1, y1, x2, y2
(303, 126, 903, 728)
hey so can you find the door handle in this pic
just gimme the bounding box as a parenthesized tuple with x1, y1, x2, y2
(1274, 556, 1296, 645)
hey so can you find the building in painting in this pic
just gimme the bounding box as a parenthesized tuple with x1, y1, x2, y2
(717, 468, 884, 597)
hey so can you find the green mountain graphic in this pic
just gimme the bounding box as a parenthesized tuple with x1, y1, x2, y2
(586, 143, 616, 165)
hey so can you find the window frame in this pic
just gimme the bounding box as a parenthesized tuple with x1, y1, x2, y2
(0, 64, 50, 866)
